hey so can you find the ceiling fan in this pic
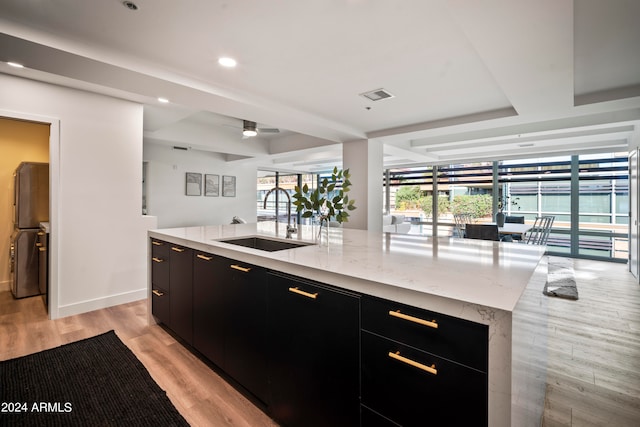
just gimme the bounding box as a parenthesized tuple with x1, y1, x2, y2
(240, 120, 280, 138)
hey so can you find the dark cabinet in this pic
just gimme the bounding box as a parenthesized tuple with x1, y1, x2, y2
(150, 237, 490, 427)
(224, 258, 268, 404)
(267, 272, 360, 427)
(150, 239, 171, 325)
(169, 244, 193, 345)
(193, 252, 268, 404)
(361, 296, 488, 427)
(192, 252, 225, 368)
(150, 240, 193, 344)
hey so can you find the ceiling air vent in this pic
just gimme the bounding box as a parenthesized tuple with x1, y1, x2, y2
(359, 88, 395, 102)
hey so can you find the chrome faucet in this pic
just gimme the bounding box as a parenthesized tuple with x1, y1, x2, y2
(263, 186, 297, 238)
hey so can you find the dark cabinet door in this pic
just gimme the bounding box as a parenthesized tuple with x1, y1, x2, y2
(193, 253, 268, 404)
(193, 252, 226, 368)
(224, 260, 268, 404)
(267, 272, 360, 427)
(151, 239, 171, 325)
(169, 244, 193, 344)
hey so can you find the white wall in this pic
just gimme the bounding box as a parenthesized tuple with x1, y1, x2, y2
(144, 142, 257, 228)
(343, 139, 383, 231)
(0, 73, 156, 319)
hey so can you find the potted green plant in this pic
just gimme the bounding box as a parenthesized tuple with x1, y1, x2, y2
(497, 195, 520, 226)
(292, 167, 357, 228)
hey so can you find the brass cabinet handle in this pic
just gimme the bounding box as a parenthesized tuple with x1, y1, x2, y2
(152, 257, 164, 263)
(197, 254, 213, 261)
(388, 351, 437, 375)
(389, 310, 438, 329)
(39, 247, 46, 252)
(151, 241, 163, 246)
(288, 287, 318, 300)
(152, 289, 164, 297)
(171, 246, 185, 252)
(37, 231, 45, 236)
(35, 242, 43, 247)
(230, 264, 251, 273)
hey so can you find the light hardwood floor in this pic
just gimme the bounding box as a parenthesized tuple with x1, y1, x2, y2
(542, 259, 640, 427)
(1, 258, 639, 427)
(0, 287, 278, 427)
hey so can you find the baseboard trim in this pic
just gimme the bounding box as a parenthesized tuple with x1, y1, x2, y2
(55, 288, 148, 319)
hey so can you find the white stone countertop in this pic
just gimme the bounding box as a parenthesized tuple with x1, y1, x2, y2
(149, 222, 546, 315)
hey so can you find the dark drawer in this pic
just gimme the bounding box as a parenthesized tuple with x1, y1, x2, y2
(151, 239, 170, 290)
(151, 238, 171, 258)
(361, 331, 487, 427)
(151, 286, 170, 325)
(361, 296, 488, 371)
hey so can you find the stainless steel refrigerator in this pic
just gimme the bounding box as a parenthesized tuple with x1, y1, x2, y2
(9, 162, 49, 299)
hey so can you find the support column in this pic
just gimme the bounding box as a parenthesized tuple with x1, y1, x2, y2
(342, 139, 383, 231)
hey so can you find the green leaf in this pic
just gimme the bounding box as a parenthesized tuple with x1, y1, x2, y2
(302, 211, 313, 218)
(347, 204, 356, 211)
(333, 166, 338, 174)
(332, 195, 341, 203)
(328, 183, 335, 192)
(303, 183, 309, 193)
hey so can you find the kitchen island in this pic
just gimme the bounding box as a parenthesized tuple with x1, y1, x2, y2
(148, 222, 548, 427)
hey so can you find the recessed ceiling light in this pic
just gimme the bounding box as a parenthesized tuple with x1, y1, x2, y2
(7, 62, 24, 68)
(218, 57, 237, 68)
(157, 97, 169, 103)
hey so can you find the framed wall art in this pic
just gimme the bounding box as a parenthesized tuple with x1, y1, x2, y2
(205, 174, 220, 197)
(222, 175, 236, 197)
(185, 172, 202, 196)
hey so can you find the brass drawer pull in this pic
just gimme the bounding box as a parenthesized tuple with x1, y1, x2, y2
(171, 246, 185, 252)
(388, 351, 437, 375)
(35, 242, 43, 247)
(152, 289, 164, 297)
(152, 257, 164, 263)
(39, 247, 47, 252)
(151, 241, 163, 246)
(230, 264, 251, 273)
(288, 287, 318, 300)
(389, 310, 438, 329)
(197, 254, 213, 261)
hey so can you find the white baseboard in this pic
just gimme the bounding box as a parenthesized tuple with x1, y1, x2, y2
(54, 288, 148, 319)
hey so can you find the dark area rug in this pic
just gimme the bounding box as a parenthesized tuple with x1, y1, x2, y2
(544, 256, 579, 300)
(0, 330, 189, 426)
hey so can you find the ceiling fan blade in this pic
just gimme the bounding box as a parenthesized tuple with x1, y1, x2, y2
(258, 127, 280, 133)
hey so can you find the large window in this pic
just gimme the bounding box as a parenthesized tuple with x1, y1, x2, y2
(384, 153, 629, 261)
(257, 171, 315, 224)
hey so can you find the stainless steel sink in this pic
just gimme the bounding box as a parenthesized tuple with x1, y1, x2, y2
(217, 236, 314, 252)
